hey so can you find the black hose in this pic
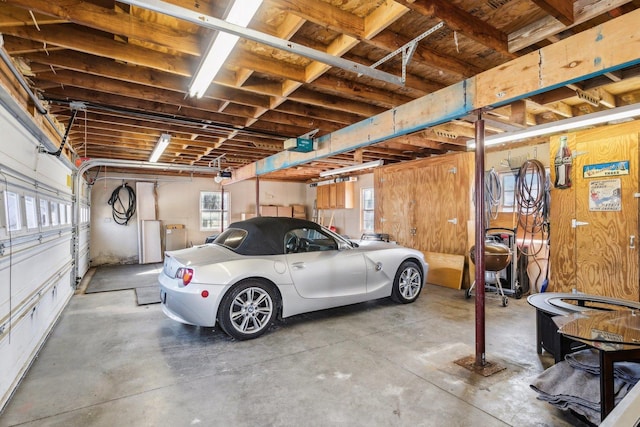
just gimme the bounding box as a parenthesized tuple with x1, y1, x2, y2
(515, 159, 549, 291)
(108, 183, 136, 225)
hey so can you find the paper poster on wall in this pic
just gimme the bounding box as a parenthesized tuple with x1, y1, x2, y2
(583, 160, 629, 178)
(589, 179, 621, 211)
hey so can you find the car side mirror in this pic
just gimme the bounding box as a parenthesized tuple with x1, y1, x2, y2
(338, 241, 353, 250)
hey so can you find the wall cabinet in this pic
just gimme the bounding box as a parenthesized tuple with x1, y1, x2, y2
(317, 181, 354, 209)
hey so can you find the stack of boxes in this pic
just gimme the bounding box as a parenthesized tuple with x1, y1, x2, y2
(257, 204, 306, 219)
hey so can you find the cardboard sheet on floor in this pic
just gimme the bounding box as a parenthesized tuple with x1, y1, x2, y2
(85, 263, 162, 293)
(423, 251, 465, 289)
(135, 285, 161, 305)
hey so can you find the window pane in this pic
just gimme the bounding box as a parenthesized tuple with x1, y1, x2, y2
(59, 203, 66, 225)
(361, 187, 374, 232)
(40, 199, 50, 226)
(200, 191, 230, 230)
(25, 195, 38, 229)
(363, 211, 374, 231)
(67, 205, 72, 224)
(50, 201, 59, 226)
(362, 188, 374, 210)
(5, 191, 22, 231)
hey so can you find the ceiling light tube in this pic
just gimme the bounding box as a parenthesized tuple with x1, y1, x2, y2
(319, 159, 384, 177)
(189, 0, 263, 98)
(149, 133, 171, 163)
(468, 103, 640, 148)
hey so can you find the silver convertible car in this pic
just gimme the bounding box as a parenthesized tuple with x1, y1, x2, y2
(159, 217, 428, 340)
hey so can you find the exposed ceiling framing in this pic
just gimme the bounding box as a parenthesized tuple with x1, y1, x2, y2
(1, 0, 640, 181)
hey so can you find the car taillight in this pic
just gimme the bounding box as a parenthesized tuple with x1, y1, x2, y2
(176, 268, 194, 286)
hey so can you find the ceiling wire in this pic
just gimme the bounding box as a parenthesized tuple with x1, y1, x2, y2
(45, 98, 289, 141)
(29, 10, 41, 31)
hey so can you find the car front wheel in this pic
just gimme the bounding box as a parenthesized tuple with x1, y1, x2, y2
(218, 280, 278, 340)
(391, 261, 423, 303)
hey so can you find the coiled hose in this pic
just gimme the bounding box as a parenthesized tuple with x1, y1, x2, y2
(108, 183, 136, 225)
(515, 159, 550, 291)
(485, 167, 502, 229)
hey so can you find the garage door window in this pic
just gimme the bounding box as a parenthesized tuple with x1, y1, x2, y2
(3, 191, 22, 232)
(200, 191, 229, 231)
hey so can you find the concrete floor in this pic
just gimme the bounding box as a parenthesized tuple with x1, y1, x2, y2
(0, 267, 589, 427)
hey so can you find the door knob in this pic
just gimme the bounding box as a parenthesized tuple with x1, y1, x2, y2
(447, 218, 458, 225)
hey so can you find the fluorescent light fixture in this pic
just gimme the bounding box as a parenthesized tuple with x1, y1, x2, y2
(319, 159, 384, 177)
(149, 133, 171, 163)
(189, 0, 263, 98)
(468, 103, 640, 148)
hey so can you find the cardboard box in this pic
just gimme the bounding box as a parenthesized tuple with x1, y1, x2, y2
(277, 206, 293, 217)
(260, 205, 278, 216)
(292, 204, 305, 214)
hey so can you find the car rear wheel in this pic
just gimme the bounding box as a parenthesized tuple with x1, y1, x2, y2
(391, 261, 423, 304)
(218, 280, 278, 340)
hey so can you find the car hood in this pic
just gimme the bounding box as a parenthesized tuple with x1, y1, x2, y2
(165, 244, 241, 268)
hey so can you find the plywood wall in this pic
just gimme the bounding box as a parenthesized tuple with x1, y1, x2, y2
(374, 152, 475, 287)
(549, 120, 640, 301)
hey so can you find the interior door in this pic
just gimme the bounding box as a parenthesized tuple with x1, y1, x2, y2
(574, 133, 639, 301)
(378, 168, 415, 247)
(413, 158, 462, 254)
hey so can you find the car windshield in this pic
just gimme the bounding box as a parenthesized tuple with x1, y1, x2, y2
(213, 228, 247, 250)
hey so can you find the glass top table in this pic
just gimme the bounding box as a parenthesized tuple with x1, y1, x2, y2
(555, 309, 640, 350)
(553, 309, 640, 421)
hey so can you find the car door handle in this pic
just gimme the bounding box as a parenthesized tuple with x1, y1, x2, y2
(291, 262, 305, 269)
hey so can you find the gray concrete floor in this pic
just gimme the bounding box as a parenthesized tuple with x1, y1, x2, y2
(0, 267, 589, 427)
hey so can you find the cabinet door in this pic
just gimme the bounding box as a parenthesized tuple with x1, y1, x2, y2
(317, 186, 329, 209)
(329, 183, 337, 208)
(335, 183, 345, 209)
(341, 182, 354, 209)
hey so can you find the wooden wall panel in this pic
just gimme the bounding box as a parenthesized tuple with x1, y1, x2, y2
(548, 133, 577, 293)
(549, 121, 640, 300)
(375, 152, 475, 288)
(375, 167, 415, 247)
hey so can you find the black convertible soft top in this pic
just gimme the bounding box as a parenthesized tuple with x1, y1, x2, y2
(219, 216, 324, 256)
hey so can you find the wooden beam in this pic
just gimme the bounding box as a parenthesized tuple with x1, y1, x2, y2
(531, 0, 574, 25)
(394, 0, 512, 57)
(232, 7, 640, 179)
(23, 51, 271, 109)
(3, 0, 202, 55)
(508, 0, 633, 52)
(366, 31, 484, 78)
(2, 25, 193, 76)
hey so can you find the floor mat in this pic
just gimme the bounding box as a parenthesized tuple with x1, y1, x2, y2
(85, 263, 162, 293)
(135, 285, 161, 305)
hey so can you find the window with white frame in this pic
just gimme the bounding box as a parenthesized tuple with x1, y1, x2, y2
(66, 204, 72, 224)
(25, 195, 38, 229)
(4, 191, 22, 232)
(200, 191, 229, 231)
(59, 202, 66, 225)
(50, 201, 59, 226)
(499, 172, 517, 212)
(361, 187, 374, 233)
(39, 198, 50, 227)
